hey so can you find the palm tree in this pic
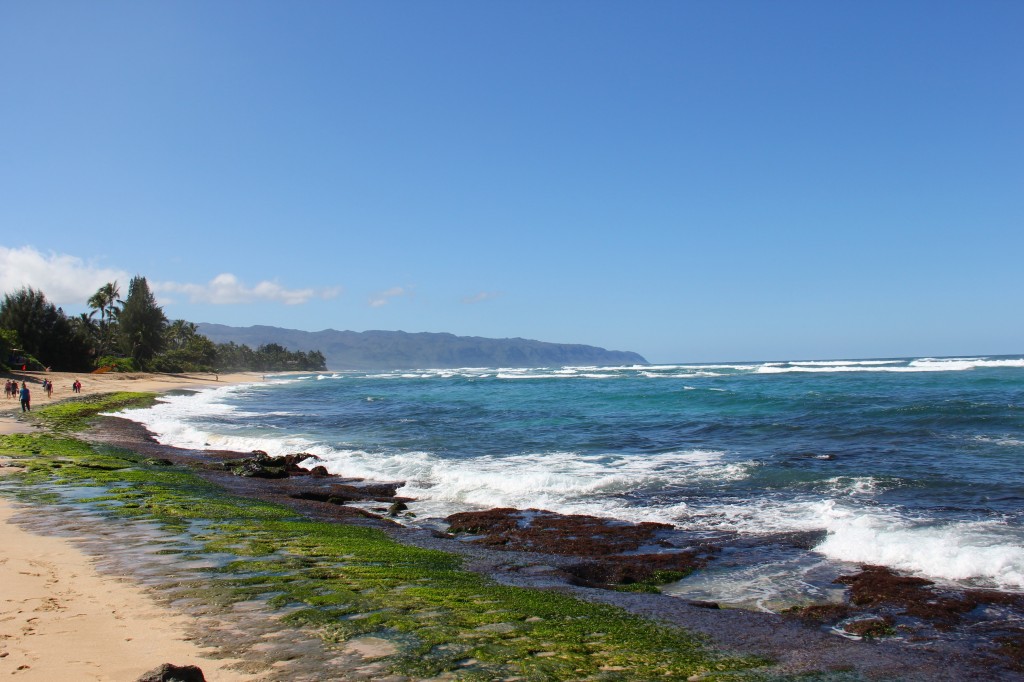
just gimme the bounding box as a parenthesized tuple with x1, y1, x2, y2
(166, 319, 198, 350)
(72, 312, 100, 358)
(88, 281, 121, 355)
(76, 311, 97, 332)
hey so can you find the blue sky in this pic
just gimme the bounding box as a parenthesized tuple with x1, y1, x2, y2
(1, 1, 1021, 363)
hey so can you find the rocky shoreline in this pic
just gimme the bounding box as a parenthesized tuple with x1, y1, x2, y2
(79, 412, 1024, 681)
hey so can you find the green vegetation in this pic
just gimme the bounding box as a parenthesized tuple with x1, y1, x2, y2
(31, 391, 156, 432)
(118, 275, 168, 366)
(0, 279, 327, 373)
(0, 287, 93, 371)
(0, 394, 775, 680)
(213, 341, 327, 373)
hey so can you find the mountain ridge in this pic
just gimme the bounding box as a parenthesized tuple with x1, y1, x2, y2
(197, 324, 648, 370)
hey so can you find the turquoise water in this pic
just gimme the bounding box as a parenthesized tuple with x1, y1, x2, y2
(120, 355, 1024, 609)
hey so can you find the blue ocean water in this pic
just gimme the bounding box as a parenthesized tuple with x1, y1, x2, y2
(119, 355, 1024, 610)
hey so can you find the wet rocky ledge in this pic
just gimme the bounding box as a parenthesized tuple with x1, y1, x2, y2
(439, 507, 1024, 673)
(85, 416, 1024, 680)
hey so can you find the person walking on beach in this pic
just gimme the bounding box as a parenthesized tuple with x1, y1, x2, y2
(19, 382, 30, 412)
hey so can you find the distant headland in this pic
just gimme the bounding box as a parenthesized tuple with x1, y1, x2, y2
(197, 324, 648, 370)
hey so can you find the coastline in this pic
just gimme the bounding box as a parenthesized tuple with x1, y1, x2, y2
(0, 371, 263, 680)
(0, 374, 1020, 680)
(0, 369, 262, 438)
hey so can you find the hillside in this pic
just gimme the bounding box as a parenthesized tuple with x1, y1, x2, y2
(197, 324, 648, 370)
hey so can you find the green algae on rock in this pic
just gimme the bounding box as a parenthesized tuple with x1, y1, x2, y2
(31, 391, 157, 432)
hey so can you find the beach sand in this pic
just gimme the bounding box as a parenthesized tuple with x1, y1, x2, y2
(0, 498, 255, 681)
(0, 370, 260, 681)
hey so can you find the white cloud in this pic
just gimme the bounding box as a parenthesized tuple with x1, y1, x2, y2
(0, 246, 341, 309)
(0, 245, 129, 306)
(462, 291, 502, 304)
(369, 286, 411, 308)
(155, 273, 341, 306)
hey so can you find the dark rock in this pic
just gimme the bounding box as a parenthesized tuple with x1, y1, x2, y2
(445, 507, 713, 590)
(309, 465, 329, 477)
(232, 462, 288, 479)
(145, 458, 174, 466)
(279, 453, 321, 474)
(783, 603, 853, 622)
(837, 565, 935, 608)
(359, 482, 403, 498)
(387, 501, 408, 516)
(289, 482, 407, 506)
(224, 451, 327, 479)
(770, 530, 828, 550)
(843, 616, 896, 638)
(687, 600, 721, 609)
(565, 552, 707, 588)
(445, 508, 673, 556)
(995, 629, 1024, 670)
(837, 565, 978, 630)
(290, 491, 358, 505)
(135, 663, 206, 682)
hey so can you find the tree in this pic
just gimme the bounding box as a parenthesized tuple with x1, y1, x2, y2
(211, 341, 326, 371)
(151, 319, 216, 372)
(88, 281, 121, 355)
(118, 276, 167, 368)
(0, 287, 92, 370)
(0, 328, 20, 369)
(165, 319, 199, 350)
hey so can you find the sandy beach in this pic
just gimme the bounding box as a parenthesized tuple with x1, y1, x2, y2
(0, 370, 260, 681)
(0, 498, 255, 681)
(1, 370, 257, 411)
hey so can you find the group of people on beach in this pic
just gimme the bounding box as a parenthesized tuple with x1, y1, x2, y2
(4, 380, 32, 412)
(3, 377, 80, 413)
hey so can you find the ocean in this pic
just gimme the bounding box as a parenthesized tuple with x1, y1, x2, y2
(117, 355, 1024, 612)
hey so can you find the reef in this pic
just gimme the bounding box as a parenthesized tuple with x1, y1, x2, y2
(445, 507, 714, 590)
